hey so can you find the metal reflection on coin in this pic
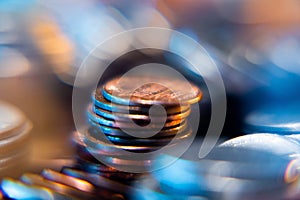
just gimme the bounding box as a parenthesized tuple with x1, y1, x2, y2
(102, 76, 202, 105)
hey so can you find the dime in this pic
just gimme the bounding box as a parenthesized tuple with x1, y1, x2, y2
(93, 93, 190, 115)
(102, 76, 202, 105)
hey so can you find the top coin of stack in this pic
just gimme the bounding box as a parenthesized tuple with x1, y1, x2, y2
(75, 76, 202, 173)
(0, 101, 32, 177)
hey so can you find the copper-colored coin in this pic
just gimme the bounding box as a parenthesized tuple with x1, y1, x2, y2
(91, 121, 187, 138)
(102, 76, 202, 105)
(61, 167, 135, 195)
(91, 105, 191, 122)
(93, 93, 190, 115)
(20, 173, 95, 200)
(88, 112, 185, 130)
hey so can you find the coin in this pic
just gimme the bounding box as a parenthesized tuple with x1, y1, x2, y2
(244, 103, 300, 134)
(41, 169, 94, 193)
(88, 118, 187, 138)
(20, 173, 95, 200)
(0, 101, 29, 139)
(61, 167, 135, 195)
(93, 93, 190, 115)
(102, 76, 202, 105)
(0, 121, 31, 155)
(1, 178, 71, 200)
(76, 130, 161, 153)
(91, 105, 191, 122)
(74, 130, 161, 155)
(88, 113, 185, 130)
(74, 159, 140, 181)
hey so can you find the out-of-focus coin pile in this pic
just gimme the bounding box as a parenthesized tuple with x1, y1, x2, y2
(74, 76, 202, 178)
(1, 168, 134, 199)
(0, 101, 31, 178)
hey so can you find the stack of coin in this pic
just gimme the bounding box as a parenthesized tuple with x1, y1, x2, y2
(0, 101, 32, 178)
(1, 168, 132, 200)
(74, 76, 202, 179)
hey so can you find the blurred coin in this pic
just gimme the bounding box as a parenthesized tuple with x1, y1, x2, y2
(244, 104, 300, 134)
(61, 168, 134, 195)
(0, 47, 31, 78)
(41, 169, 94, 193)
(23, 172, 122, 200)
(93, 93, 190, 115)
(20, 173, 92, 200)
(1, 178, 71, 200)
(219, 133, 300, 159)
(102, 76, 202, 105)
(0, 121, 31, 155)
(73, 159, 140, 181)
(0, 100, 29, 139)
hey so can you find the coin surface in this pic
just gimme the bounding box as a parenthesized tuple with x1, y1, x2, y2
(102, 76, 202, 105)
